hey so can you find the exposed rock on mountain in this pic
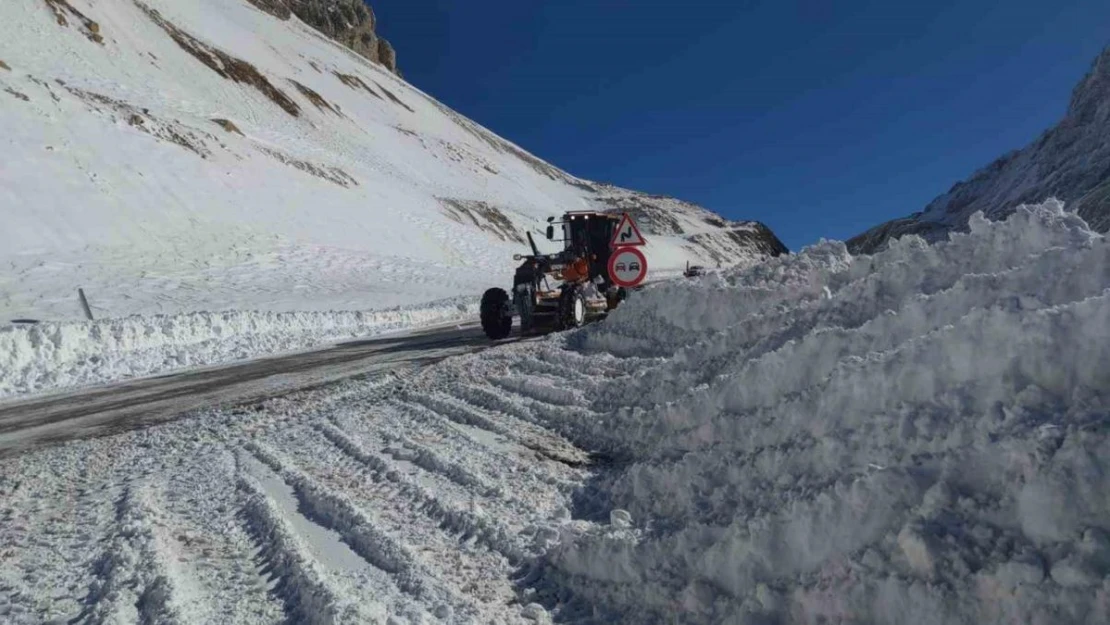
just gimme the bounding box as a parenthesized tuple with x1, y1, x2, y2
(245, 0, 398, 73)
(849, 46, 1110, 254)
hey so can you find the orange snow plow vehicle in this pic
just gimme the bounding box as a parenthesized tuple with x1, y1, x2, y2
(479, 211, 629, 340)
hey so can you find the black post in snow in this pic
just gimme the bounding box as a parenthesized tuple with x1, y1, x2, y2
(78, 288, 94, 321)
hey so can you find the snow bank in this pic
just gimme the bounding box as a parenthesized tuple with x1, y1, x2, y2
(534, 201, 1110, 624)
(0, 297, 477, 399)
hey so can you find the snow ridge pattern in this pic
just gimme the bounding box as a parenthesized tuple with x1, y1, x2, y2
(1, 202, 1107, 624)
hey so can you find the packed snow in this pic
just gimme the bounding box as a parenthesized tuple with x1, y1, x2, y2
(2, 202, 1106, 624)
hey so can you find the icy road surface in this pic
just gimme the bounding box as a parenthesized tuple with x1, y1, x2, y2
(0, 323, 506, 458)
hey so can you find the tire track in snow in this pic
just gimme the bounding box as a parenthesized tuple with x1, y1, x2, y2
(405, 389, 516, 437)
(151, 445, 285, 624)
(490, 348, 621, 388)
(243, 440, 429, 598)
(244, 437, 511, 621)
(489, 372, 592, 408)
(284, 426, 536, 622)
(317, 421, 528, 565)
(384, 398, 582, 498)
(236, 473, 389, 625)
(454, 381, 611, 453)
(381, 433, 496, 495)
(405, 391, 592, 471)
(72, 483, 186, 625)
(0, 447, 123, 623)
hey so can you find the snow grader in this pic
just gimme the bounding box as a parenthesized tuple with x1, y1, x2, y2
(480, 211, 629, 340)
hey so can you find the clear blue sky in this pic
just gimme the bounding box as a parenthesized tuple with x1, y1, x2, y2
(372, 0, 1110, 251)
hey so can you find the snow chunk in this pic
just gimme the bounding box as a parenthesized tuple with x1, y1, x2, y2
(521, 602, 550, 622)
(609, 509, 632, 529)
(898, 524, 939, 579)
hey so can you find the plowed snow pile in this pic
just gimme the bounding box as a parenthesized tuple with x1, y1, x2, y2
(0, 296, 476, 399)
(1, 202, 1107, 625)
(509, 200, 1109, 623)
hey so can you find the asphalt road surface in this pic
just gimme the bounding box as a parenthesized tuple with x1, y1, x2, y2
(0, 323, 511, 458)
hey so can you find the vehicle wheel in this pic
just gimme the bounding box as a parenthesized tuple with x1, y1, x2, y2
(480, 288, 513, 340)
(559, 287, 587, 330)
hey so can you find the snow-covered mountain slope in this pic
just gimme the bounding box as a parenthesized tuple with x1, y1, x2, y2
(3, 202, 1106, 624)
(0, 0, 784, 323)
(848, 45, 1110, 255)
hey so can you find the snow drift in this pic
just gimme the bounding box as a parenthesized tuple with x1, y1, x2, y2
(437, 200, 1110, 624)
(0, 296, 476, 399)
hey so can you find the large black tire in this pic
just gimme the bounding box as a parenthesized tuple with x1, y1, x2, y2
(558, 287, 587, 331)
(480, 287, 513, 340)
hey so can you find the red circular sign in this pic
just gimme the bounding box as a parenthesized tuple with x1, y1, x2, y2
(608, 246, 648, 287)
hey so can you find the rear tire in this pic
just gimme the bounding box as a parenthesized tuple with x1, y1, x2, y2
(480, 288, 513, 340)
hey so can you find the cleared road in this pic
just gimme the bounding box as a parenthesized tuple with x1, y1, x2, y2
(0, 323, 510, 458)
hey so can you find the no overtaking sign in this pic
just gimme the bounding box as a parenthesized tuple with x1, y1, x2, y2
(608, 246, 647, 288)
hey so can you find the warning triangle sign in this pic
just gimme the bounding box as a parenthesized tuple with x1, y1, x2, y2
(609, 213, 647, 247)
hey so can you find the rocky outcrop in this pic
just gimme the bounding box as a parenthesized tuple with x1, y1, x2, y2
(849, 45, 1110, 254)
(140, 2, 302, 117)
(376, 38, 396, 73)
(244, 0, 398, 73)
